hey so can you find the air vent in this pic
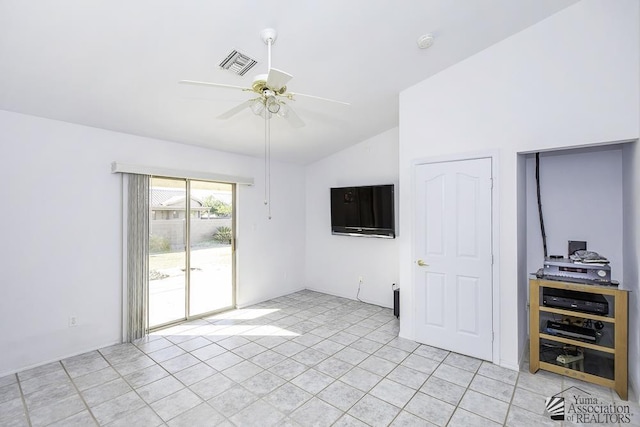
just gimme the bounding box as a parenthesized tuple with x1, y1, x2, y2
(219, 49, 258, 76)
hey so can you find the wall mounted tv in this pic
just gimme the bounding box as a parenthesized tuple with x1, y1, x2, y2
(330, 184, 395, 238)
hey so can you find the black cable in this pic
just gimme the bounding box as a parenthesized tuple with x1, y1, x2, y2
(535, 153, 548, 258)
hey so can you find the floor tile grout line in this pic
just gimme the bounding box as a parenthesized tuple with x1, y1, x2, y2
(227, 300, 439, 425)
(142, 298, 366, 423)
(14, 372, 33, 427)
(239, 310, 394, 423)
(93, 342, 185, 425)
(281, 310, 401, 425)
(466, 361, 525, 424)
(58, 359, 101, 427)
(219, 303, 345, 423)
(335, 339, 491, 425)
(454, 364, 500, 426)
(503, 368, 524, 426)
(380, 344, 449, 426)
(356, 342, 517, 426)
(207, 304, 398, 424)
(21, 360, 86, 427)
(319, 334, 433, 426)
(118, 344, 224, 426)
(373, 352, 435, 426)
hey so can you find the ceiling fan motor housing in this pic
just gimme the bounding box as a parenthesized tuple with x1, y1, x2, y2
(252, 75, 287, 95)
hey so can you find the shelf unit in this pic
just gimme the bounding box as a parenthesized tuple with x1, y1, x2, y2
(529, 278, 629, 400)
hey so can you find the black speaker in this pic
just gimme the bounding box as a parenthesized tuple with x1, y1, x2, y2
(568, 240, 587, 256)
(393, 286, 400, 318)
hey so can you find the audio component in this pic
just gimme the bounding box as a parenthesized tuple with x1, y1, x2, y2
(543, 257, 611, 285)
(545, 320, 597, 342)
(543, 288, 608, 315)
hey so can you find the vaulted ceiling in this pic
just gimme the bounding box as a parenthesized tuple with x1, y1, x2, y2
(0, 0, 578, 163)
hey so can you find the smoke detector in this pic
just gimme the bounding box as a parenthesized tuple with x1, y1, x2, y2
(417, 34, 435, 49)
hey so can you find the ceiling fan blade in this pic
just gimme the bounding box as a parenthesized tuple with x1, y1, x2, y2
(266, 68, 293, 92)
(287, 91, 350, 106)
(179, 80, 251, 91)
(280, 104, 305, 128)
(217, 99, 255, 119)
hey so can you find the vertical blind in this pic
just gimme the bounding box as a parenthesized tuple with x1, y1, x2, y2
(126, 174, 149, 341)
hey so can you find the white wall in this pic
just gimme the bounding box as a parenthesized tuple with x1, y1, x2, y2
(305, 128, 399, 307)
(235, 156, 307, 309)
(622, 141, 639, 403)
(0, 110, 306, 376)
(398, 0, 639, 370)
(526, 147, 623, 281)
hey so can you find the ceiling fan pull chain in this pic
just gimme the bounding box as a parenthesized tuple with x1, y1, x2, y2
(263, 110, 272, 220)
(264, 111, 268, 206)
(267, 113, 272, 220)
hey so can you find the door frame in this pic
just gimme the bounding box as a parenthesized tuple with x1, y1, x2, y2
(410, 150, 501, 364)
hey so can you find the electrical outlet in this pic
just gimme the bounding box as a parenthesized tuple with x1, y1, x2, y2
(69, 316, 78, 327)
(358, 276, 364, 284)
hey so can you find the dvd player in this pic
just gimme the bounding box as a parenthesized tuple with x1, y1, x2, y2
(545, 320, 597, 342)
(543, 288, 608, 315)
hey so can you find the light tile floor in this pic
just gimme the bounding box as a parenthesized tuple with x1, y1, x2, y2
(1, 290, 638, 426)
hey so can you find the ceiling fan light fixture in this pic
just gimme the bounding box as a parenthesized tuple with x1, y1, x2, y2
(266, 96, 280, 114)
(250, 98, 265, 115)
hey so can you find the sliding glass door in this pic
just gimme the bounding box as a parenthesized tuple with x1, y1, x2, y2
(189, 180, 234, 316)
(148, 177, 235, 329)
(149, 177, 187, 327)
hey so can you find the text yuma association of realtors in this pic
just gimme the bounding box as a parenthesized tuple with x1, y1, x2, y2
(566, 396, 632, 424)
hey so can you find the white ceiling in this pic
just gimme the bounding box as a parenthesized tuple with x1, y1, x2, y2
(0, 0, 578, 164)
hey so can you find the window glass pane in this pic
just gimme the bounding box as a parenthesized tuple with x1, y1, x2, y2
(149, 177, 186, 327)
(189, 180, 234, 316)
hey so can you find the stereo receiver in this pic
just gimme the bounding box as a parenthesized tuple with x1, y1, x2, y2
(543, 257, 611, 285)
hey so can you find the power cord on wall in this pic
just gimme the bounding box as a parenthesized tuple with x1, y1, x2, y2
(535, 152, 548, 258)
(355, 280, 397, 310)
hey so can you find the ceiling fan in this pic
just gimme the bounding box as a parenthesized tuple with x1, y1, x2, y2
(179, 28, 349, 128)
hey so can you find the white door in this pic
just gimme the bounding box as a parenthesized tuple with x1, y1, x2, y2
(414, 158, 493, 360)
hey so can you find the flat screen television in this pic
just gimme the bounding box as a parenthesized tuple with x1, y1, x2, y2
(330, 184, 395, 238)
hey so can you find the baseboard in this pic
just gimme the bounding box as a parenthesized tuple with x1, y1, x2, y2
(304, 286, 392, 309)
(397, 331, 414, 342)
(630, 375, 640, 405)
(0, 339, 121, 378)
(303, 286, 357, 303)
(236, 286, 307, 309)
(497, 360, 520, 372)
(518, 337, 529, 371)
(495, 341, 525, 372)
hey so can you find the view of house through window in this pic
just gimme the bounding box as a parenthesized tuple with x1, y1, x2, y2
(149, 177, 234, 328)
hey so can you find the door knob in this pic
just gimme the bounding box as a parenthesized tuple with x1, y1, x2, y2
(417, 259, 428, 267)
